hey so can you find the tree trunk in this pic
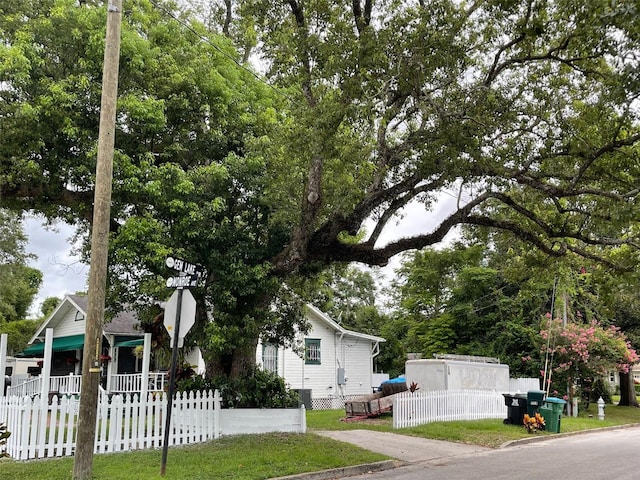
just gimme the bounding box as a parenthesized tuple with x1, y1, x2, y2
(230, 336, 260, 378)
(202, 335, 259, 379)
(618, 371, 639, 407)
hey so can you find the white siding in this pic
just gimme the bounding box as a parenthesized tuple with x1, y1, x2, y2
(336, 336, 376, 396)
(284, 316, 338, 399)
(258, 307, 381, 400)
(51, 308, 86, 338)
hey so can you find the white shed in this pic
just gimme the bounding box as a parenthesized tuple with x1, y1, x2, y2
(405, 357, 510, 392)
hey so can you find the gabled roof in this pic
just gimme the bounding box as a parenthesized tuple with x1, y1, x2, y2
(305, 304, 386, 343)
(30, 294, 142, 343)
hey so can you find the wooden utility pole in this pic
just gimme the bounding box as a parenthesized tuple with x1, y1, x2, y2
(72, 2, 122, 479)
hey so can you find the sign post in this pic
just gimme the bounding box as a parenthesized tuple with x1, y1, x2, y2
(160, 256, 204, 476)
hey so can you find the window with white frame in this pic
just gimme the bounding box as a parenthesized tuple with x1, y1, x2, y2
(262, 344, 278, 374)
(305, 338, 321, 365)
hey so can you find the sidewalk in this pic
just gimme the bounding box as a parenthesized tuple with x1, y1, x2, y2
(315, 429, 489, 462)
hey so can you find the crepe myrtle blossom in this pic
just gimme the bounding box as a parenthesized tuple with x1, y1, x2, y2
(540, 318, 638, 380)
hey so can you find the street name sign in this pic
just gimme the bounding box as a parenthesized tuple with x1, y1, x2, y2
(165, 256, 206, 278)
(165, 275, 199, 288)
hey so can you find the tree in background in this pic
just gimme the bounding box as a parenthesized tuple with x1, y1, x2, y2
(389, 232, 640, 406)
(40, 297, 61, 317)
(0, 210, 42, 322)
(539, 319, 638, 407)
(391, 242, 546, 376)
(2, 0, 640, 379)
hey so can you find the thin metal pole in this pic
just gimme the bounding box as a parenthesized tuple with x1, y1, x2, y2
(160, 287, 184, 476)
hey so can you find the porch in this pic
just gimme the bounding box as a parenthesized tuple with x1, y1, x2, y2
(6, 372, 169, 398)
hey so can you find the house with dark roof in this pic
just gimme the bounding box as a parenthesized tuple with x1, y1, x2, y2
(21, 294, 146, 378)
(11, 294, 206, 396)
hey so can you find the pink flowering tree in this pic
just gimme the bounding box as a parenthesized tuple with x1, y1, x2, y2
(540, 318, 638, 406)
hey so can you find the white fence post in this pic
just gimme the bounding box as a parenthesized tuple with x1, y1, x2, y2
(0, 333, 7, 399)
(214, 389, 221, 439)
(300, 403, 307, 433)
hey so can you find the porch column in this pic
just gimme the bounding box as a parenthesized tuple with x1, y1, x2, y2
(106, 334, 114, 394)
(40, 328, 53, 399)
(0, 333, 7, 398)
(140, 333, 151, 401)
(38, 328, 54, 452)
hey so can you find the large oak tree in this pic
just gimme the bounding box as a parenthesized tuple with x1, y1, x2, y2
(1, 0, 639, 378)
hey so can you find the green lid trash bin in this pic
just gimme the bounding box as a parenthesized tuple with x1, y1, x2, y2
(526, 390, 545, 417)
(541, 397, 566, 433)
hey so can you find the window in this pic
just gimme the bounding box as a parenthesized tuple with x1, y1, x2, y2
(262, 344, 278, 374)
(305, 338, 321, 365)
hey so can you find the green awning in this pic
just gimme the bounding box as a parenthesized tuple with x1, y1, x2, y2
(114, 338, 144, 348)
(19, 334, 85, 357)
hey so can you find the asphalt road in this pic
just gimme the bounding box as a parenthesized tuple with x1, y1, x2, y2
(321, 426, 640, 480)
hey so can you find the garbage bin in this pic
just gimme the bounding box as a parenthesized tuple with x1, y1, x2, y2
(294, 389, 312, 409)
(502, 393, 528, 425)
(527, 390, 545, 417)
(541, 397, 566, 433)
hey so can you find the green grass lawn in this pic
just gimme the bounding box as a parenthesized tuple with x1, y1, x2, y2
(1, 399, 638, 479)
(0, 433, 387, 480)
(306, 399, 640, 448)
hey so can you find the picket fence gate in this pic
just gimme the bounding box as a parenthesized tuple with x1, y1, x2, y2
(393, 390, 507, 428)
(0, 390, 306, 460)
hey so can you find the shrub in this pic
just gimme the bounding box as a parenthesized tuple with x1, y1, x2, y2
(589, 377, 612, 404)
(176, 367, 299, 408)
(0, 422, 10, 458)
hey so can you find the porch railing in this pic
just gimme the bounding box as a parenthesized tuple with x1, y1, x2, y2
(6, 377, 41, 397)
(6, 372, 168, 397)
(108, 372, 168, 393)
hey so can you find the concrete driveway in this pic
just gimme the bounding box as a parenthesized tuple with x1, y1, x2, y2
(315, 429, 489, 463)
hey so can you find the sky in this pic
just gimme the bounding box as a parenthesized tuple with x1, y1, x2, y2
(24, 216, 89, 317)
(24, 194, 460, 318)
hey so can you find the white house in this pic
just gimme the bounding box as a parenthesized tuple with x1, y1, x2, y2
(11, 296, 384, 406)
(257, 304, 386, 406)
(21, 294, 148, 377)
(10, 294, 203, 396)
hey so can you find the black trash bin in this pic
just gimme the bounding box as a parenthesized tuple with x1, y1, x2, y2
(503, 393, 528, 425)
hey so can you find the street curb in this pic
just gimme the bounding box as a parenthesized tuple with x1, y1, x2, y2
(499, 422, 640, 448)
(270, 460, 403, 480)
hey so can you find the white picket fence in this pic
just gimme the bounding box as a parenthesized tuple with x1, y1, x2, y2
(393, 390, 507, 428)
(0, 390, 306, 460)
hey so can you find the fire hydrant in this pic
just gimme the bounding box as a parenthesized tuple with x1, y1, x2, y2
(597, 396, 605, 420)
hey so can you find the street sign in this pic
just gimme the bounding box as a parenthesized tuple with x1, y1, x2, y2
(164, 289, 196, 346)
(165, 256, 206, 278)
(166, 275, 199, 289)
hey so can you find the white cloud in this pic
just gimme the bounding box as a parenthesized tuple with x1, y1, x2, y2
(24, 216, 88, 317)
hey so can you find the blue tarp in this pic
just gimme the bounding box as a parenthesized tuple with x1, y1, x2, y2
(381, 376, 405, 384)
